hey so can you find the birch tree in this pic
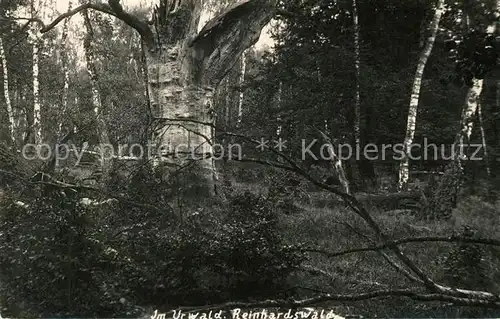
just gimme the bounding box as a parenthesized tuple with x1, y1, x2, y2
(424, 0, 499, 220)
(58, 0, 72, 136)
(29, 26, 42, 145)
(236, 50, 247, 128)
(0, 36, 15, 144)
(457, 0, 499, 145)
(352, 0, 360, 147)
(397, 0, 445, 191)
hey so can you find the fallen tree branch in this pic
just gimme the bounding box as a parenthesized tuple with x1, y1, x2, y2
(299, 264, 337, 286)
(220, 131, 437, 290)
(300, 236, 500, 259)
(161, 289, 500, 312)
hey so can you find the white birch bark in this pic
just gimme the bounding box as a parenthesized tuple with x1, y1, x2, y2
(460, 79, 483, 145)
(457, 0, 498, 155)
(29, 28, 42, 145)
(276, 81, 282, 137)
(58, 0, 72, 135)
(352, 0, 361, 146)
(14, 86, 24, 139)
(236, 50, 247, 128)
(0, 37, 15, 143)
(476, 102, 490, 176)
(225, 76, 231, 129)
(398, 0, 445, 191)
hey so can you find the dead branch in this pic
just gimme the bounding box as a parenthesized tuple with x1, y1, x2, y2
(191, 0, 277, 86)
(300, 236, 500, 258)
(38, 1, 152, 45)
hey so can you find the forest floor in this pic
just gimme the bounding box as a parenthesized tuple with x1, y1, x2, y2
(227, 175, 500, 317)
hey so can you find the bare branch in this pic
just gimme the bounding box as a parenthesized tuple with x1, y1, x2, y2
(162, 289, 500, 312)
(219, 131, 475, 295)
(301, 236, 500, 259)
(107, 0, 153, 45)
(40, 3, 96, 32)
(39, 1, 152, 45)
(299, 264, 337, 286)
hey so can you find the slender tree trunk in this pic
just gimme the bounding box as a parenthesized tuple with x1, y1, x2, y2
(461, 80, 483, 143)
(349, 0, 363, 191)
(419, 17, 426, 49)
(0, 36, 14, 144)
(30, 28, 42, 145)
(82, 9, 112, 185)
(276, 81, 283, 137)
(423, 80, 482, 220)
(477, 101, 490, 176)
(225, 76, 231, 129)
(57, 1, 72, 135)
(58, 0, 71, 136)
(14, 84, 24, 140)
(352, 0, 361, 146)
(398, 0, 445, 191)
(497, 81, 499, 117)
(236, 50, 247, 129)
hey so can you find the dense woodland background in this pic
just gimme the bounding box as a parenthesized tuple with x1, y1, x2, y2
(0, 0, 499, 317)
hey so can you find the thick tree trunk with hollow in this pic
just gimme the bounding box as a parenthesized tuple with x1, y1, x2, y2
(145, 0, 276, 194)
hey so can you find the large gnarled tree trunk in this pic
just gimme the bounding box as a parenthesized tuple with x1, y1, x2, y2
(145, 0, 276, 194)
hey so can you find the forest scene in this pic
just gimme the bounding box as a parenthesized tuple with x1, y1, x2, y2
(0, 0, 499, 317)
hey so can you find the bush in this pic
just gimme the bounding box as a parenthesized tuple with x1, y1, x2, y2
(0, 186, 304, 317)
(0, 189, 131, 317)
(147, 191, 305, 306)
